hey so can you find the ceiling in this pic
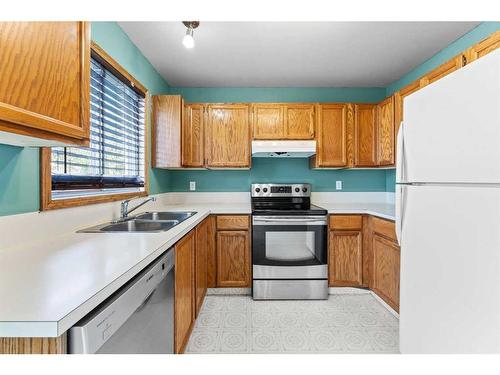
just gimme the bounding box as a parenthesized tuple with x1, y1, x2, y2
(118, 22, 480, 88)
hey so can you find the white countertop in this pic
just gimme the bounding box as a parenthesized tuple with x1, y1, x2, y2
(0, 201, 393, 337)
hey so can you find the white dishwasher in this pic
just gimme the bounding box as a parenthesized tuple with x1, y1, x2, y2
(69, 248, 175, 354)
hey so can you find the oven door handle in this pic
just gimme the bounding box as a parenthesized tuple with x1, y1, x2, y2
(253, 217, 327, 226)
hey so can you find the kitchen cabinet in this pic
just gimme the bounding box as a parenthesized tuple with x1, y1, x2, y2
(328, 215, 364, 287)
(464, 30, 500, 64)
(284, 104, 315, 139)
(369, 217, 400, 312)
(174, 230, 195, 354)
(206, 215, 217, 288)
(0, 335, 67, 354)
(182, 104, 206, 168)
(354, 104, 377, 167)
(252, 104, 285, 139)
(195, 218, 209, 317)
(216, 215, 251, 287)
(152, 95, 184, 169)
(376, 96, 395, 166)
(0, 22, 90, 147)
(252, 103, 315, 140)
(312, 103, 355, 168)
(419, 55, 464, 88)
(206, 104, 251, 168)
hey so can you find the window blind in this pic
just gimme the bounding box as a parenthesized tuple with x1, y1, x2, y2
(52, 56, 145, 191)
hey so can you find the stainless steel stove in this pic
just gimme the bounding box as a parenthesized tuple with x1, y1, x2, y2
(251, 183, 328, 300)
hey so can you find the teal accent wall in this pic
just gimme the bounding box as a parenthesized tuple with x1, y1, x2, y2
(169, 159, 386, 192)
(0, 22, 171, 216)
(385, 169, 396, 192)
(386, 22, 500, 96)
(169, 87, 386, 103)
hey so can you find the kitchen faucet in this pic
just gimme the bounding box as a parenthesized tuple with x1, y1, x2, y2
(119, 196, 156, 221)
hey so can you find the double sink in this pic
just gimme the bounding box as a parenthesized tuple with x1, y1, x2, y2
(79, 211, 197, 233)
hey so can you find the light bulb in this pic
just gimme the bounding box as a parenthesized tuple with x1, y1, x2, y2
(182, 28, 195, 49)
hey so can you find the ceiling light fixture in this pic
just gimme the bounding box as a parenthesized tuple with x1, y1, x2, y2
(182, 21, 199, 49)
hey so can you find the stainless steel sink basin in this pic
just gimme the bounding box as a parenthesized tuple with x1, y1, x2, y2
(77, 211, 197, 233)
(100, 219, 179, 232)
(135, 211, 197, 222)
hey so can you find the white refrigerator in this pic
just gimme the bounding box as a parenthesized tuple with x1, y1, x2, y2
(397, 49, 500, 353)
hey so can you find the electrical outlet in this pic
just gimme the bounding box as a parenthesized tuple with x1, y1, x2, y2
(189, 181, 196, 191)
(336, 181, 343, 190)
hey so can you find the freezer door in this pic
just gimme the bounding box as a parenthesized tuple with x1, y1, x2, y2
(399, 185, 500, 353)
(402, 48, 500, 183)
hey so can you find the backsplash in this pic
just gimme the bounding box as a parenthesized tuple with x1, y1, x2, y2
(167, 158, 388, 192)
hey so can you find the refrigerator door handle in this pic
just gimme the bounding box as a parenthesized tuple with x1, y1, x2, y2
(395, 185, 405, 246)
(396, 121, 405, 182)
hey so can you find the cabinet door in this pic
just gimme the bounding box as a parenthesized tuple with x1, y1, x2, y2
(195, 219, 208, 317)
(206, 104, 250, 167)
(0, 22, 90, 146)
(376, 96, 395, 166)
(315, 104, 348, 167)
(372, 233, 400, 312)
(329, 230, 363, 286)
(284, 104, 315, 139)
(216, 231, 250, 287)
(153, 95, 183, 168)
(354, 104, 377, 167)
(182, 104, 205, 167)
(174, 231, 195, 354)
(464, 30, 500, 63)
(206, 215, 217, 288)
(252, 104, 284, 139)
(419, 55, 463, 88)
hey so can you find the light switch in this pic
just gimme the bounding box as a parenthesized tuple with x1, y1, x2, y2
(336, 181, 342, 190)
(189, 181, 196, 191)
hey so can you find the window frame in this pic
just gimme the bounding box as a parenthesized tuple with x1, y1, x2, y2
(40, 42, 149, 211)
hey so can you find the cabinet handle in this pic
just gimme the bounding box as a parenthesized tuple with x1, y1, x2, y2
(462, 55, 467, 66)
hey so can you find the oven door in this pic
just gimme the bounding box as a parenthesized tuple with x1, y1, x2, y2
(252, 215, 327, 279)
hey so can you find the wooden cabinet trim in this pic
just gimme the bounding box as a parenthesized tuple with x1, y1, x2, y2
(0, 334, 67, 354)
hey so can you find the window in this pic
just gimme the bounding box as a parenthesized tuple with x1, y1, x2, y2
(40, 43, 149, 210)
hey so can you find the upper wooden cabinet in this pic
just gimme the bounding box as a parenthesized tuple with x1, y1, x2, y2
(206, 104, 251, 168)
(152, 95, 183, 168)
(183, 104, 205, 168)
(252, 103, 315, 140)
(419, 55, 464, 88)
(464, 30, 500, 63)
(376, 96, 395, 166)
(252, 104, 285, 139)
(312, 104, 351, 168)
(285, 104, 315, 139)
(354, 104, 377, 167)
(0, 22, 90, 146)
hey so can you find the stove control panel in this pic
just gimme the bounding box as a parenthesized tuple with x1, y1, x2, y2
(251, 183, 311, 197)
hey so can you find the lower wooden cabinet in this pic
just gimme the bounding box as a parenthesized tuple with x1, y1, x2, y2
(195, 218, 209, 317)
(371, 233, 400, 312)
(206, 215, 217, 288)
(0, 335, 67, 354)
(216, 231, 251, 287)
(174, 230, 195, 354)
(329, 230, 363, 286)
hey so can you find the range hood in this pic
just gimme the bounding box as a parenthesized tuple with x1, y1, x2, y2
(251, 140, 316, 158)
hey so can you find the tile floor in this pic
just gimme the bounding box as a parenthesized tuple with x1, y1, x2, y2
(186, 294, 399, 354)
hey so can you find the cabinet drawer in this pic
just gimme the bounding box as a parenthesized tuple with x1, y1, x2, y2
(371, 216, 396, 241)
(329, 215, 363, 230)
(216, 215, 249, 230)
